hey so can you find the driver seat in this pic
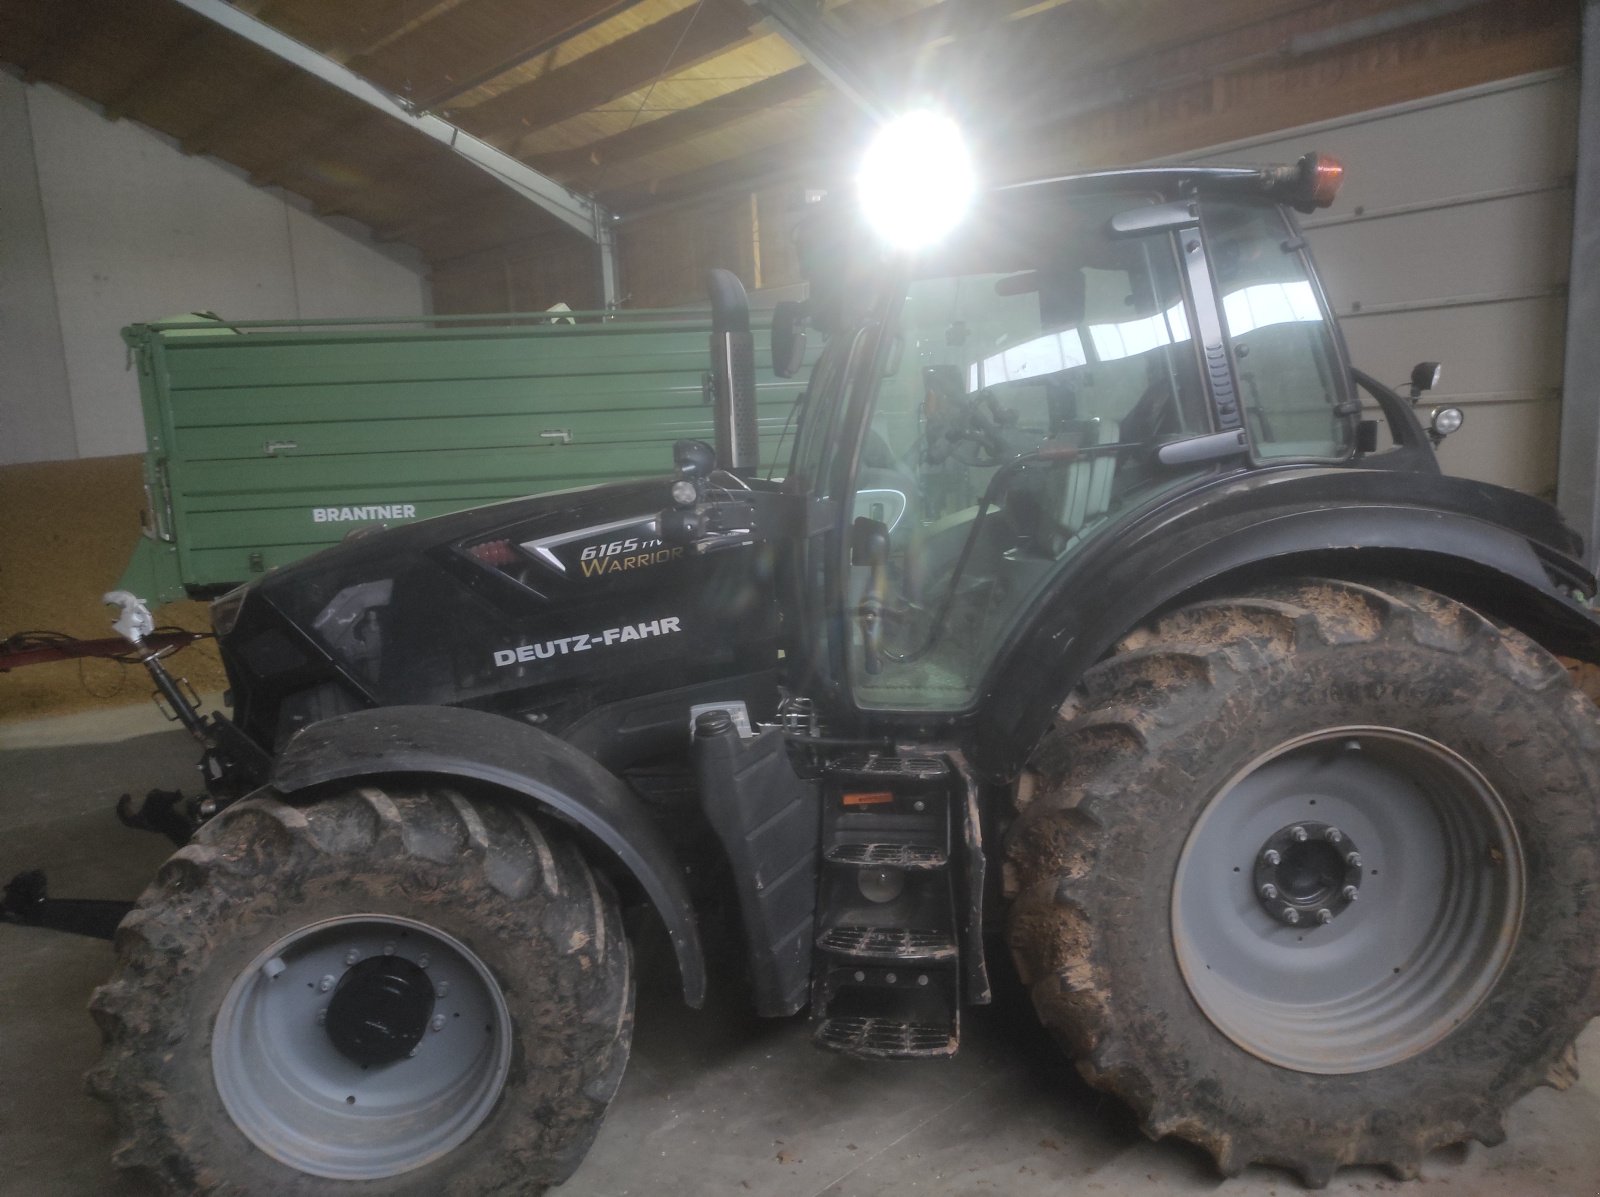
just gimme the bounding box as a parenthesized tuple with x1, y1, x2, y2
(1042, 417, 1119, 557)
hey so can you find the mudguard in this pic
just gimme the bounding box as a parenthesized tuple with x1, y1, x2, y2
(270, 705, 705, 1007)
(975, 478, 1600, 778)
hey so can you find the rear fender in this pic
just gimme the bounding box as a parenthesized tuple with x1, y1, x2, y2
(270, 705, 705, 1007)
(977, 504, 1600, 778)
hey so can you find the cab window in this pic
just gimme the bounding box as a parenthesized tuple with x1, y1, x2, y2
(1202, 202, 1353, 460)
(845, 194, 1216, 711)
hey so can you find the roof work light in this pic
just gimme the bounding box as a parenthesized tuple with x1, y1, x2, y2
(856, 109, 976, 251)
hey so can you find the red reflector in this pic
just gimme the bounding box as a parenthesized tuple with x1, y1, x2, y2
(468, 539, 517, 566)
(842, 791, 895, 806)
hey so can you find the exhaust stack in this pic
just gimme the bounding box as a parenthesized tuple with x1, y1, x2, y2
(707, 269, 759, 475)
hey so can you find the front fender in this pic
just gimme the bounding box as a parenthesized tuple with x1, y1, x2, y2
(271, 705, 705, 1007)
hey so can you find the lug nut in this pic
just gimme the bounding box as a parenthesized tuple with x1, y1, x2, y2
(1324, 828, 1342, 844)
(917, 974, 929, 987)
(416, 954, 429, 969)
(1260, 883, 1280, 901)
(1342, 885, 1359, 902)
(1282, 907, 1301, 925)
(436, 982, 451, 999)
(1262, 849, 1281, 867)
(317, 1007, 327, 1024)
(1291, 826, 1308, 843)
(318, 974, 336, 993)
(886, 972, 898, 984)
(1346, 852, 1362, 868)
(383, 942, 396, 957)
(853, 971, 866, 982)
(430, 1015, 446, 1032)
(343, 948, 360, 966)
(1317, 909, 1334, 925)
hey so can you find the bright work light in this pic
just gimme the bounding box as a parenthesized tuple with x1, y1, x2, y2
(856, 109, 975, 251)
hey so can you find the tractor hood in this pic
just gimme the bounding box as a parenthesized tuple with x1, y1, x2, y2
(254, 476, 675, 598)
(214, 474, 780, 751)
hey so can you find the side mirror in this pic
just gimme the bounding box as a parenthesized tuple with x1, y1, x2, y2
(771, 300, 808, 378)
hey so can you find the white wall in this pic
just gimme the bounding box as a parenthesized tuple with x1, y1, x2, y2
(0, 73, 430, 466)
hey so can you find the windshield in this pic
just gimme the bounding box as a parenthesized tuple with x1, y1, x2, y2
(846, 191, 1218, 711)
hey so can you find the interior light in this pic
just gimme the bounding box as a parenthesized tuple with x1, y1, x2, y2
(856, 109, 975, 250)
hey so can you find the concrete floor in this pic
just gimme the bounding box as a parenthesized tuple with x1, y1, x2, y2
(2, 715, 1597, 1197)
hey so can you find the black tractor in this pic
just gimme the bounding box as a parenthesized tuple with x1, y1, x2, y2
(87, 155, 1600, 1193)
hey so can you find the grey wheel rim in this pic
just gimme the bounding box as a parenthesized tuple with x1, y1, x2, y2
(213, 914, 513, 1180)
(1172, 727, 1524, 1074)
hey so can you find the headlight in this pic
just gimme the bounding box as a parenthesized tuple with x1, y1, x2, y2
(1430, 406, 1464, 438)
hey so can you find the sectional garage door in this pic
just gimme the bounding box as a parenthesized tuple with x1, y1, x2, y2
(1186, 70, 1578, 499)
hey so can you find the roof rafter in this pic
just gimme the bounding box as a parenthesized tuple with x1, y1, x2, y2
(453, 0, 760, 143)
(101, 24, 221, 120)
(366, 0, 651, 110)
(529, 64, 823, 183)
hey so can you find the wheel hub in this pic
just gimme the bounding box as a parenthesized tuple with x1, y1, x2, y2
(324, 956, 436, 1066)
(1252, 821, 1363, 928)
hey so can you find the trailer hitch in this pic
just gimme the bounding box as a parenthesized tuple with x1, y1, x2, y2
(1, 870, 132, 941)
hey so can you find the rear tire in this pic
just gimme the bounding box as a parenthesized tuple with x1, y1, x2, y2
(1005, 578, 1600, 1187)
(88, 784, 632, 1196)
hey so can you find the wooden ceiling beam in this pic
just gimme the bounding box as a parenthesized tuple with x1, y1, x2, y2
(246, 110, 394, 188)
(603, 136, 832, 215)
(14, 0, 115, 83)
(359, 0, 650, 110)
(455, 0, 760, 143)
(410, 204, 565, 263)
(179, 64, 305, 156)
(100, 23, 220, 121)
(528, 65, 824, 183)
(373, 181, 514, 242)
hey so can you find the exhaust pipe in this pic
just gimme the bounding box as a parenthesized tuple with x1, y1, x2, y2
(707, 269, 759, 475)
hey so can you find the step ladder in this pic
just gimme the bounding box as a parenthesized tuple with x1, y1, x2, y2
(810, 754, 962, 1059)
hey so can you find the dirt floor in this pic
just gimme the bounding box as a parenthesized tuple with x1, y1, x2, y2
(0, 455, 226, 723)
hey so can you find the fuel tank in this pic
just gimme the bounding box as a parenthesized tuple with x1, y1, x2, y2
(216, 476, 780, 750)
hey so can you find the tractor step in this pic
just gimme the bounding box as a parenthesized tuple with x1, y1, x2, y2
(822, 842, 947, 869)
(813, 1015, 958, 1059)
(817, 925, 957, 962)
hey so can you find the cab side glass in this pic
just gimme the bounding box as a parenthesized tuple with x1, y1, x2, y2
(843, 194, 1217, 712)
(1202, 203, 1353, 460)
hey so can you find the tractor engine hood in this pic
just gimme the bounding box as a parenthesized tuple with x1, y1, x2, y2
(213, 475, 777, 751)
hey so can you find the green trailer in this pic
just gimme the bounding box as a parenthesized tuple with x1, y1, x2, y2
(119, 308, 808, 603)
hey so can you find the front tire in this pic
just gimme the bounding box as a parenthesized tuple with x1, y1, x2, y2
(1005, 578, 1600, 1186)
(88, 784, 633, 1196)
